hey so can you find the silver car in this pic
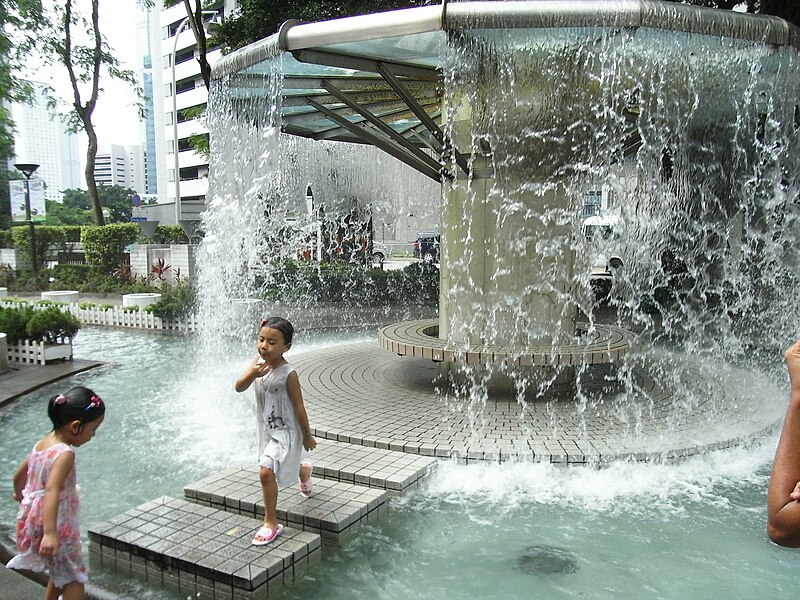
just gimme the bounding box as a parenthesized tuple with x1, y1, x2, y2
(372, 241, 389, 265)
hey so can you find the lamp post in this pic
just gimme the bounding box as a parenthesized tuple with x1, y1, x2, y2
(14, 163, 40, 272)
(171, 10, 220, 225)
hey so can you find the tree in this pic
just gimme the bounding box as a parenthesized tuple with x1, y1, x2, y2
(162, 0, 217, 90)
(33, 0, 143, 226)
(44, 198, 91, 225)
(214, 0, 429, 53)
(61, 185, 135, 223)
(0, 0, 43, 160)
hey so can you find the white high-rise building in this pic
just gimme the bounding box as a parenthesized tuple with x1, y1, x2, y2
(148, 1, 233, 225)
(10, 81, 82, 202)
(94, 143, 145, 191)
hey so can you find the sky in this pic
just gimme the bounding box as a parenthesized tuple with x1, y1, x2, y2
(28, 1, 145, 150)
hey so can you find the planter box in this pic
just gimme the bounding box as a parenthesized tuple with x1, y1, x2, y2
(7, 339, 73, 365)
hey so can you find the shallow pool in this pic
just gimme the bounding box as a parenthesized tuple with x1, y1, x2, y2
(1, 327, 797, 599)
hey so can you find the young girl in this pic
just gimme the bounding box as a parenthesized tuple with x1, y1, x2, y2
(6, 386, 105, 600)
(235, 316, 316, 545)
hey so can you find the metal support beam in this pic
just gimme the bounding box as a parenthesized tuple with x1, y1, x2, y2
(320, 80, 448, 177)
(376, 63, 470, 175)
(306, 97, 442, 181)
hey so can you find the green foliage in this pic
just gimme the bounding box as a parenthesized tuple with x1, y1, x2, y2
(81, 223, 140, 273)
(0, 263, 14, 287)
(62, 185, 136, 223)
(150, 281, 198, 320)
(9, 268, 51, 292)
(78, 301, 96, 309)
(0, 229, 12, 247)
(99, 303, 114, 311)
(45, 199, 92, 225)
(214, 0, 430, 52)
(10, 225, 71, 268)
(0, 304, 34, 343)
(0, 1, 42, 161)
(150, 225, 189, 245)
(263, 259, 438, 306)
(25, 306, 81, 343)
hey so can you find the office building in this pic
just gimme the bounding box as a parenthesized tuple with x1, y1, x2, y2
(10, 81, 82, 202)
(94, 143, 145, 191)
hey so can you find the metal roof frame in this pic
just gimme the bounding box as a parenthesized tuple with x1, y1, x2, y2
(213, 1, 800, 182)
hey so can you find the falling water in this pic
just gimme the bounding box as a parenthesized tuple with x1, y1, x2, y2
(200, 56, 439, 352)
(200, 10, 800, 457)
(435, 19, 800, 443)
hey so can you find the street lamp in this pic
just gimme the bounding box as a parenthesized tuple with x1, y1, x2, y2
(14, 163, 40, 272)
(171, 10, 221, 225)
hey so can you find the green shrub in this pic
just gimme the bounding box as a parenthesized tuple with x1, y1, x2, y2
(10, 269, 51, 292)
(0, 263, 14, 287)
(36, 300, 67, 307)
(121, 305, 140, 313)
(150, 281, 197, 319)
(50, 264, 95, 289)
(81, 223, 139, 273)
(0, 229, 12, 248)
(149, 225, 189, 245)
(99, 303, 114, 311)
(0, 305, 35, 343)
(25, 307, 81, 343)
(79, 301, 96, 309)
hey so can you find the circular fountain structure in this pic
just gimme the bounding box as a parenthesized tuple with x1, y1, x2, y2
(205, 1, 800, 462)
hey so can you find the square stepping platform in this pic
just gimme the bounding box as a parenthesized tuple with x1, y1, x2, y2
(310, 440, 438, 491)
(88, 496, 320, 600)
(185, 466, 388, 544)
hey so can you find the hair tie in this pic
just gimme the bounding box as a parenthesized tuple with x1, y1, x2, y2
(54, 394, 67, 405)
(260, 318, 270, 327)
(85, 394, 102, 411)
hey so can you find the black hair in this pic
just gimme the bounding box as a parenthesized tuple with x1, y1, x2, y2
(47, 386, 105, 431)
(259, 316, 294, 345)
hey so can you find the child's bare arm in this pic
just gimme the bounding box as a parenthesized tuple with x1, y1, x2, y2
(287, 371, 317, 451)
(11, 457, 28, 502)
(39, 451, 74, 556)
(235, 356, 270, 392)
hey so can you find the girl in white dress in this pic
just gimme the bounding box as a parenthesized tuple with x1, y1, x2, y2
(235, 317, 316, 545)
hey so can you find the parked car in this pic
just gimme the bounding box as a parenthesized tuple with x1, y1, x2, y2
(412, 232, 440, 262)
(372, 241, 389, 265)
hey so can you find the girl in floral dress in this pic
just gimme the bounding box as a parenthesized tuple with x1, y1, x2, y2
(6, 386, 105, 600)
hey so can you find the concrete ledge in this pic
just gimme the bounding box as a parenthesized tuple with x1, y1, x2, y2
(379, 319, 633, 366)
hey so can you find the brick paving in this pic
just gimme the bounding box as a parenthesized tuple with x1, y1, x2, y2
(293, 341, 779, 464)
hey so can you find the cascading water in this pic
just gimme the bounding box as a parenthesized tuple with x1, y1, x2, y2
(200, 3, 800, 462)
(430, 18, 800, 452)
(199, 58, 440, 354)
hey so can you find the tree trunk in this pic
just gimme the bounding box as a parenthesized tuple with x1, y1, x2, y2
(84, 121, 104, 225)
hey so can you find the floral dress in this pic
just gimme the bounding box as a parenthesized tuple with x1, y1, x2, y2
(5, 442, 87, 588)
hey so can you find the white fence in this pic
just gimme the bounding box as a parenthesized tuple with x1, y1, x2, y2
(6, 338, 73, 365)
(0, 301, 198, 334)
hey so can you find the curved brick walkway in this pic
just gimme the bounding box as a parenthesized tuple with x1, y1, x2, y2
(295, 341, 780, 464)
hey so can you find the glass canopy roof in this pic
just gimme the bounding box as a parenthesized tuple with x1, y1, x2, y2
(213, 1, 800, 182)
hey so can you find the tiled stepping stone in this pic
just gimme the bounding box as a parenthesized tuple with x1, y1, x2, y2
(88, 496, 320, 600)
(184, 466, 388, 543)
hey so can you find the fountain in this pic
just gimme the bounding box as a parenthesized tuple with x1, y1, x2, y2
(5, 3, 800, 598)
(205, 0, 800, 463)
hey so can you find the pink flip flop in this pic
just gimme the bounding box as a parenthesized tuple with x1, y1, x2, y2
(252, 524, 283, 546)
(299, 478, 313, 498)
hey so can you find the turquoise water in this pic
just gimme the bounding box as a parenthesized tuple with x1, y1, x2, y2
(1, 327, 798, 599)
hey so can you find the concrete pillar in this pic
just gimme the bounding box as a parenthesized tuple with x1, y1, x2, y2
(439, 99, 578, 351)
